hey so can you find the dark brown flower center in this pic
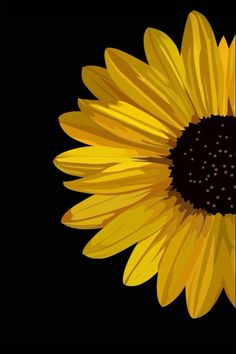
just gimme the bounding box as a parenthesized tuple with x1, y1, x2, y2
(169, 116, 236, 215)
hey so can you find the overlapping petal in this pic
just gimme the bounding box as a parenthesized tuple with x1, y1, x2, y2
(218, 37, 229, 116)
(157, 213, 215, 308)
(54, 146, 143, 177)
(186, 214, 226, 318)
(83, 195, 178, 258)
(63, 162, 171, 194)
(144, 28, 195, 117)
(105, 48, 194, 130)
(82, 66, 130, 102)
(123, 210, 185, 286)
(181, 11, 224, 117)
(62, 190, 151, 229)
(228, 37, 235, 115)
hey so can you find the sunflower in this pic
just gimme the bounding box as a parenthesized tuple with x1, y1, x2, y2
(54, 11, 235, 318)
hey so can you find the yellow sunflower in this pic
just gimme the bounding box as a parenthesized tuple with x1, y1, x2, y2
(54, 11, 235, 318)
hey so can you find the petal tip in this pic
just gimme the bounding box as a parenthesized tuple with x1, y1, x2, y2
(123, 273, 133, 287)
(63, 180, 74, 190)
(186, 10, 207, 25)
(157, 287, 173, 307)
(105, 47, 114, 57)
(188, 309, 202, 319)
(82, 243, 94, 257)
(82, 244, 103, 259)
(187, 10, 210, 27)
(81, 66, 88, 78)
(61, 209, 73, 225)
(219, 36, 228, 45)
(58, 113, 66, 123)
(123, 276, 141, 287)
(58, 112, 74, 124)
(158, 298, 170, 308)
(53, 156, 60, 168)
(188, 10, 203, 17)
(144, 27, 164, 39)
(122, 276, 129, 286)
(186, 301, 211, 319)
(144, 27, 154, 37)
(105, 48, 122, 62)
(81, 65, 95, 79)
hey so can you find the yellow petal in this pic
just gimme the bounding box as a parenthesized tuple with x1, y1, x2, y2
(62, 190, 150, 229)
(223, 214, 235, 257)
(228, 36, 235, 115)
(218, 37, 229, 116)
(83, 195, 178, 258)
(223, 215, 235, 306)
(82, 101, 172, 140)
(77, 98, 172, 145)
(157, 212, 205, 306)
(123, 209, 185, 286)
(54, 146, 141, 177)
(223, 245, 235, 307)
(105, 48, 192, 131)
(59, 111, 163, 157)
(186, 213, 225, 318)
(144, 28, 194, 116)
(82, 66, 129, 102)
(64, 162, 171, 194)
(59, 111, 123, 146)
(80, 99, 175, 144)
(181, 11, 224, 117)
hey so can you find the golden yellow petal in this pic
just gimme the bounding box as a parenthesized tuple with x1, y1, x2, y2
(80, 99, 174, 143)
(82, 66, 129, 102)
(105, 48, 192, 130)
(181, 11, 224, 117)
(59, 111, 164, 157)
(223, 246, 235, 307)
(59, 111, 123, 146)
(157, 212, 205, 306)
(54, 146, 141, 177)
(144, 28, 195, 117)
(228, 36, 235, 115)
(64, 162, 171, 194)
(223, 214, 235, 306)
(218, 37, 229, 116)
(186, 213, 225, 318)
(83, 195, 178, 258)
(123, 209, 185, 286)
(62, 190, 150, 229)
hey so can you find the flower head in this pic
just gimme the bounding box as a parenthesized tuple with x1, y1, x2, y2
(54, 11, 235, 318)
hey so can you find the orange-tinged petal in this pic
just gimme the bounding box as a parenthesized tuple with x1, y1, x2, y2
(64, 162, 171, 194)
(54, 146, 142, 177)
(157, 212, 205, 306)
(82, 66, 130, 102)
(228, 36, 235, 115)
(123, 209, 185, 286)
(62, 190, 150, 229)
(144, 28, 195, 117)
(223, 215, 235, 306)
(105, 48, 191, 131)
(186, 214, 225, 318)
(181, 11, 224, 117)
(59, 111, 165, 157)
(83, 195, 178, 258)
(218, 37, 229, 116)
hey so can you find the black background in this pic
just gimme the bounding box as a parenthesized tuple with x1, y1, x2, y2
(3, 8, 236, 345)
